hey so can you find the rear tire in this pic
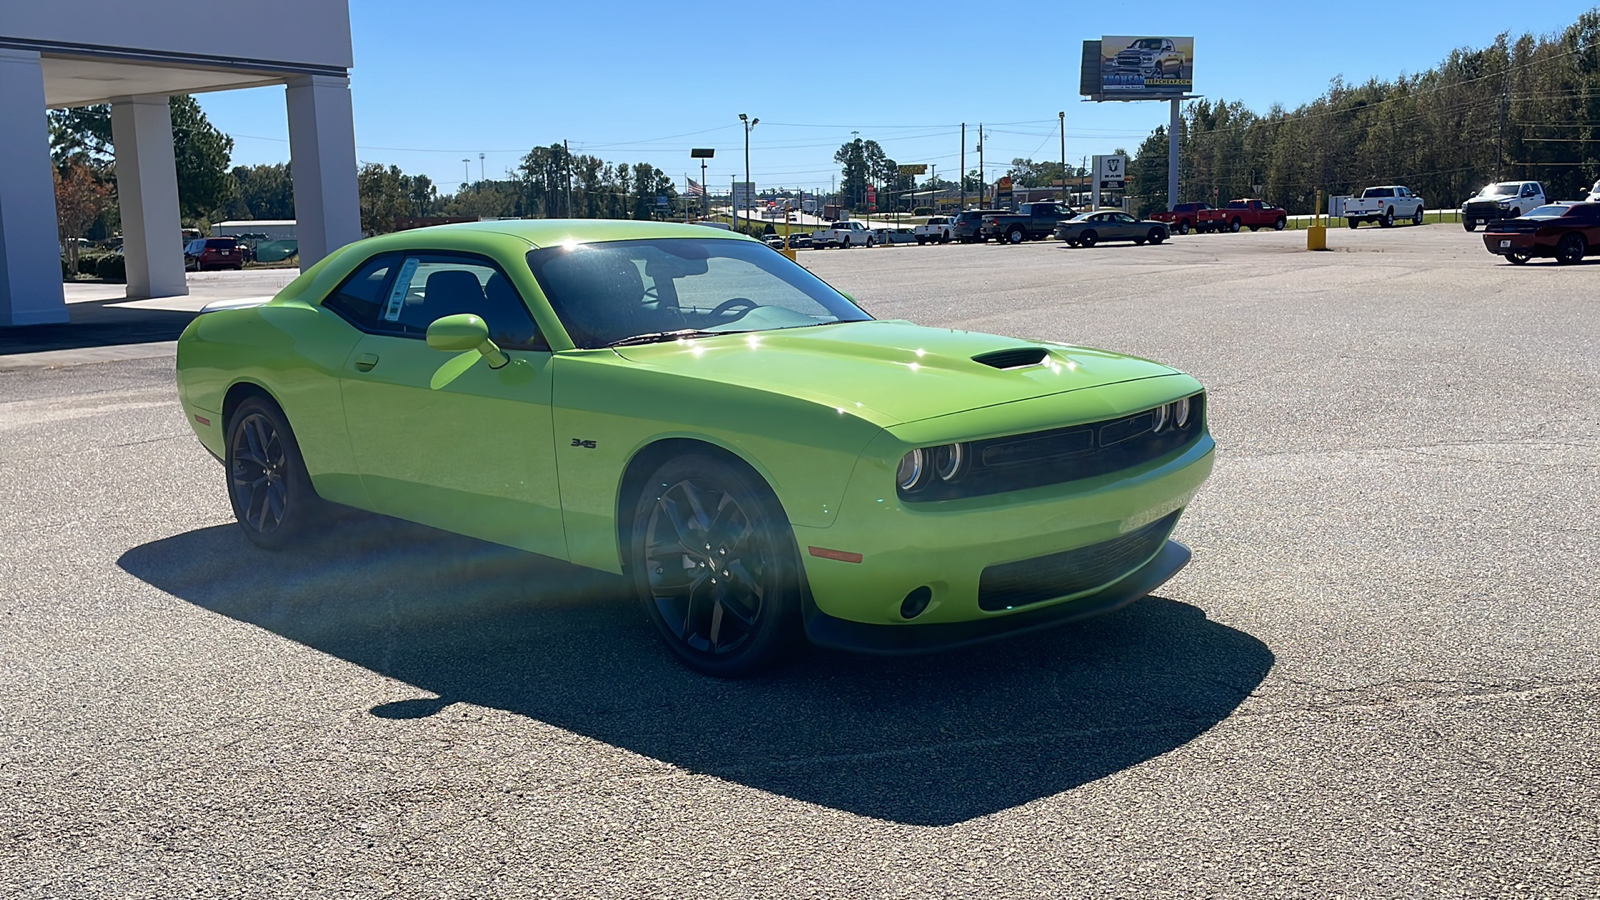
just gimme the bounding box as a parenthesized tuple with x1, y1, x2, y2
(629, 453, 803, 678)
(1006, 226, 1025, 244)
(1230, 217, 1242, 233)
(1381, 208, 1395, 228)
(1178, 220, 1190, 235)
(1080, 230, 1098, 248)
(225, 396, 326, 550)
(1556, 233, 1586, 265)
(1274, 217, 1286, 231)
(1348, 218, 1361, 229)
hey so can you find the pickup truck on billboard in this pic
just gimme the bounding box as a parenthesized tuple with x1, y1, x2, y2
(1344, 186, 1426, 228)
(1101, 36, 1194, 97)
(1202, 199, 1288, 233)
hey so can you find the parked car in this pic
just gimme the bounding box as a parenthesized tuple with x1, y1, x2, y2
(184, 237, 244, 271)
(914, 216, 954, 244)
(174, 220, 1214, 676)
(1344, 186, 1426, 228)
(1054, 210, 1170, 247)
(951, 209, 1005, 243)
(1482, 201, 1600, 264)
(1203, 199, 1288, 233)
(786, 233, 814, 250)
(1461, 181, 1546, 231)
(762, 233, 786, 248)
(812, 221, 875, 248)
(982, 202, 1078, 244)
(1150, 202, 1213, 235)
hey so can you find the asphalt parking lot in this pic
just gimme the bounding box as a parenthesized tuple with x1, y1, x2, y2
(2, 224, 1597, 898)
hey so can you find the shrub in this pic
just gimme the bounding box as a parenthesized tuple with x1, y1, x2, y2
(913, 206, 934, 216)
(62, 257, 72, 280)
(95, 254, 127, 283)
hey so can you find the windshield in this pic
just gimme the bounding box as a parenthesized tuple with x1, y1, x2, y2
(1131, 39, 1165, 50)
(526, 238, 871, 348)
(1479, 183, 1520, 197)
(1524, 205, 1569, 218)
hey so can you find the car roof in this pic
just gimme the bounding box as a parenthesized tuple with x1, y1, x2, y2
(359, 218, 758, 251)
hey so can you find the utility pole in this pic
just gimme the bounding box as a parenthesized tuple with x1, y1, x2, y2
(978, 124, 985, 208)
(1059, 111, 1066, 205)
(563, 139, 572, 218)
(740, 113, 758, 233)
(960, 123, 966, 210)
(1168, 98, 1180, 212)
(461, 158, 470, 188)
(479, 152, 485, 184)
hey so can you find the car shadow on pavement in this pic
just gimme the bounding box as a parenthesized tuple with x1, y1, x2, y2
(118, 515, 1273, 827)
(0, 298, 197, 355)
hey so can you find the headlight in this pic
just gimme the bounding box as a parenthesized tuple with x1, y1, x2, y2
(1173, 395, 1192, 428)
(932, 443, 967, 481)
(1151, 403, 1170, 433)
(896, 449, 925, 490)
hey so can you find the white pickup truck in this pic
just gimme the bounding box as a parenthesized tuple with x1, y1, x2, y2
(812, 221, 876, 248)
(1344, 186, 1426, 228)
(913, 216, 953, 244)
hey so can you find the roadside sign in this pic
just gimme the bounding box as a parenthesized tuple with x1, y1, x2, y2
(1093, 154, 1126, 190)
(897, 164, 928, 176)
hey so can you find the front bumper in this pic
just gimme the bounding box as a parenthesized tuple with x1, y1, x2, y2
(804, 539, 1190, 655)
(790, 377, 1214, 643)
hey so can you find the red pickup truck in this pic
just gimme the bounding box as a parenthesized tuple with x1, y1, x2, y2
(1150, 202, 1214, 235)
(1201, 199, 1288, 233)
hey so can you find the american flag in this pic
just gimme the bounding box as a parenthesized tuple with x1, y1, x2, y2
(687, 178, 706, 197)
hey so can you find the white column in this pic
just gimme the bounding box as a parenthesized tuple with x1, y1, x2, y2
(286, 74, 360, 267)
(0, 49, 68, 326)
(111, 95, 188, 300)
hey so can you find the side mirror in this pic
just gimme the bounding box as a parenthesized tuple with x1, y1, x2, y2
(426, 314, 508, 369)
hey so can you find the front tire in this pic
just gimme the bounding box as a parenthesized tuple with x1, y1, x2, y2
(1464, 220, 1478, 232)
(225, 396, 325, 550)
(1230, 217, 1242, 233)
(1148, 228, 1166, 244)
(629, 454, 803, 677)
(1274, 217, 1287, 231)
(1412, 207, 1425, 226)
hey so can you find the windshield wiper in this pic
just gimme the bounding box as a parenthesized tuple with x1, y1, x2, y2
(605, 328, 746, 348)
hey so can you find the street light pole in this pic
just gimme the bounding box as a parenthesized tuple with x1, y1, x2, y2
(740, 113, 758, 233)
(462, 158, 470, 188)
(1059, 112, 1066, 205)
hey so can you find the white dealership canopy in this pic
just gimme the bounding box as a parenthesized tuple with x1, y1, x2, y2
(0, 0, 360, 325)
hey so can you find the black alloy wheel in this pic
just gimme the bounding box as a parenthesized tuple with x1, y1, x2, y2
(1556, 233, 1587, 265)
(225, 396, 324, 549)
(1080, 230, 1098, 247)
(630, 454, 802, 677)
(1148, 228, 1166, 244)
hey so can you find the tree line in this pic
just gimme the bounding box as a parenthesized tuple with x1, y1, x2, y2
(1121, 9, 1600, 216)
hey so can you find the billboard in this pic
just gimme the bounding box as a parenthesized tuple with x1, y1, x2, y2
(732, 182, 755, 209)
(1096, 35, 1193, 98)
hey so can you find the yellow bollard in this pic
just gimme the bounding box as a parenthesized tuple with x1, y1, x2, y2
(781, 208, 797, 261)
(1307, 188, 1328, 251)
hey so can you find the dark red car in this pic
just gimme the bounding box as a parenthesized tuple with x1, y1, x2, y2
(1483, 202, 1600, 265)
(184, 237, 244, 271)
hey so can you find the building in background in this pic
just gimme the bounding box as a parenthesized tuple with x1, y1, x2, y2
(0, 0, 360, 326)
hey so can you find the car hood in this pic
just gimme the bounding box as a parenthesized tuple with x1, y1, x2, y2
(611, 320, 1177, 426)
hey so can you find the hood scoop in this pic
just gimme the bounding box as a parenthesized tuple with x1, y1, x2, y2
(972, 346, 1050, 370)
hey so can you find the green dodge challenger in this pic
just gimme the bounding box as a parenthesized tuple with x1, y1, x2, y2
(176, 220, 1214, 675)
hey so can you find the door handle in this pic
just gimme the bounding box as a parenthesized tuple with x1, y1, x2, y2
(353, 352, 380, 372)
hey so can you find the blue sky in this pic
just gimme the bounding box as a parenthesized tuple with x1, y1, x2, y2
(198, 0, 1597, 195)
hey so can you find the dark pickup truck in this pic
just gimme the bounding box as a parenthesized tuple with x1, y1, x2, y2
(982, 202, 1077, 244)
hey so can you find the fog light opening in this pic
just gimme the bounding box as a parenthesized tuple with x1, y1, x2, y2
(900, 586, 933, 620)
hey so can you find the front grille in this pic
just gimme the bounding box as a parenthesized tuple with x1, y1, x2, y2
(978, 512, 1180, 611)
(900, 393, 1205, 503)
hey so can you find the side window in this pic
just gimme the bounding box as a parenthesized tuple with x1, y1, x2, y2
(322, 253, 399, 330)
(373, 253, 543, 351)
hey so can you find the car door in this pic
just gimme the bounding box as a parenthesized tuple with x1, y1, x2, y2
(1109, 212, 1140, 239)
(337, 250, 565, 559)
